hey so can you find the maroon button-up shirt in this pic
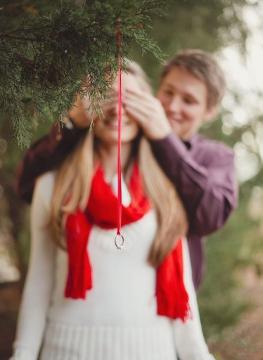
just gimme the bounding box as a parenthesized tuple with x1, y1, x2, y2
(150, 133, 238, 288)
(16, 124, 238, 289)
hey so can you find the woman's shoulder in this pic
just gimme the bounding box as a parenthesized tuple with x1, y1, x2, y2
(34, 171, 56, 208)
(37, 171, 56, 188)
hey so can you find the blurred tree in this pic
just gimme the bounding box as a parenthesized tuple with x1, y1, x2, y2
(199, 112, 263, 337)
(130, 0, 251, 87)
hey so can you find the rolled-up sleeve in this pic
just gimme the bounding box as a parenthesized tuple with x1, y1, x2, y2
(16, 123, 85, 204)
(173, 238, 215, 359)
(11, 176, 56, 360)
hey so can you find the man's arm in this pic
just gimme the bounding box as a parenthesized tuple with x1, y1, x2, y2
(16, 95, 89, 204)
(150, 133, 238, 236)
(16, 122, 85, 204)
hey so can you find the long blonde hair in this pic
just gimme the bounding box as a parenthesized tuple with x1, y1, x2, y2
(50, 61, 188, 267)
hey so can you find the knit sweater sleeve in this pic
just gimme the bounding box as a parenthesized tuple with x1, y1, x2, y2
(173, 238, 215, 360)
(11, 174, 56, 360)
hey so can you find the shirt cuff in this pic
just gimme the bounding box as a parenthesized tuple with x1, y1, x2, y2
(10, 347, 36, 360)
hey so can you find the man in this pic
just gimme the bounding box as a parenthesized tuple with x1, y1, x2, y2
(16, 49, 238, 289)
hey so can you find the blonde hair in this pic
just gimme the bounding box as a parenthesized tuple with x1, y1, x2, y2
(50, 61, 188, 267)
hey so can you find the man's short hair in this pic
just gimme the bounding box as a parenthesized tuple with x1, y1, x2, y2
(161, 49, 226, 109)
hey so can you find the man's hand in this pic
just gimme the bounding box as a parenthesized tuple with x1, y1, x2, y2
(68, 91, 120, 128)
(123, 89, 172, 140)
(68, 94, 90, 128)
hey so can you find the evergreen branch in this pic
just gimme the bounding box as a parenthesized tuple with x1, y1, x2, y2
(0, 0, 164, 147)
(0, 34, 39, 41)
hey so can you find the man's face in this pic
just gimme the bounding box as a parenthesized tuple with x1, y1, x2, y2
(157, 66, 215, 140)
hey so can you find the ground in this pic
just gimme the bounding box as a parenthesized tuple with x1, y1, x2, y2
(209, 268, 263, 360)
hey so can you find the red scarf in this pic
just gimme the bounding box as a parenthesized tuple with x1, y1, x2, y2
(65, 163, 189, 321)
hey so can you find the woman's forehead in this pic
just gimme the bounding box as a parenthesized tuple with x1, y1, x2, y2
(112, 72, 141, 91)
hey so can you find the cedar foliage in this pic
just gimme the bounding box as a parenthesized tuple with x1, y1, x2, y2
(0, 0, 165, 146)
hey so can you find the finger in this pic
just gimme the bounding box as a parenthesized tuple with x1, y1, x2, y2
(124, 97, 159, 118)
(123, 95, 153, 114)
(124, 102, 150, 126)
(101, 96, 118, 108)
(125, 88, 156, 103)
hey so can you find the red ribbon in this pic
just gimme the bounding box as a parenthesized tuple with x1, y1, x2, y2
(116, 18, 122, 236)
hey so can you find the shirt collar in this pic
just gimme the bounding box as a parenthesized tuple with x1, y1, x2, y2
(182, 133, 199, 150)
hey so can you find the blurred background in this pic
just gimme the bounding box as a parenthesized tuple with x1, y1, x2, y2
(0, 0, 263, 359)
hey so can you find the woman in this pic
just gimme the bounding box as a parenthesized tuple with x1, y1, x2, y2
(11, 61, 214, 360)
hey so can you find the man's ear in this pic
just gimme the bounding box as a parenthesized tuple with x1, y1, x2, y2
(203, 105, 219, 122)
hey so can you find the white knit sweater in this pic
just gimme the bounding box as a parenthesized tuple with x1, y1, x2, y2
(11, 172, 214, 360)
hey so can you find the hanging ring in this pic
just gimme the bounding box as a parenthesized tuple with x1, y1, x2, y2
(114, 233, 125, 250)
